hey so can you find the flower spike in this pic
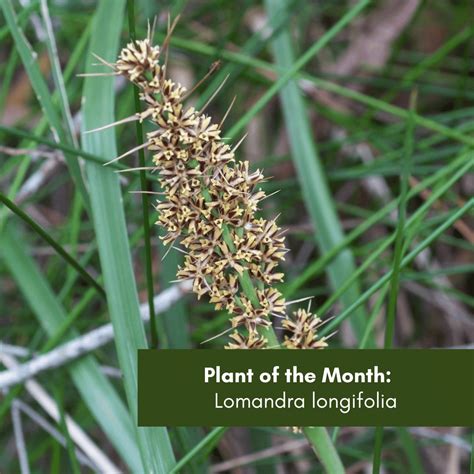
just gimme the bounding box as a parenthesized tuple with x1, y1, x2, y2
(103, 27, 331, 351)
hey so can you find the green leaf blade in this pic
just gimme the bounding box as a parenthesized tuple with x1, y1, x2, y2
(81, 1, 175, 471)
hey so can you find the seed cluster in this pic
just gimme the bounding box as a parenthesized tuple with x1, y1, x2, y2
(112, 36, 327, 349)
(282, 309, 328, 350)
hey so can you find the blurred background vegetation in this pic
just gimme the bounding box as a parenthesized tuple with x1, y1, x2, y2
(0, 0, 472, 472)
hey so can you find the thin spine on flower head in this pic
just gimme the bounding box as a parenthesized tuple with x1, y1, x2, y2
(90, 23, 327, 350)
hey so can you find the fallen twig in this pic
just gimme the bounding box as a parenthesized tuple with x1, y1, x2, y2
(11, 401, 30, 474)
(1, 353, 120, 473)
(13, 399, 97, 470)
(0, 145, 61, 160)
(0, 280, 192, 390)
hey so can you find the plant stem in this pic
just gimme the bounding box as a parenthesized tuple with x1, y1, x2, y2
(127, 0, 158, 347)
(224, 225, 342, 468)
(304, 427, 345, 474)
(0, 192, 105, 297)
(170, 427, 226, 473)
(373, 91, 416, 473)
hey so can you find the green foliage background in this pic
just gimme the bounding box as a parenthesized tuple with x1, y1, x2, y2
(0, 0, 472, 472)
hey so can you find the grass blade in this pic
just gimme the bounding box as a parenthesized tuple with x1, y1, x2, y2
(287, 150, 470, 303)
(396, 428, 424, 474)
(304, 427, 344, 474)
(385, 91, 416, 349)
(0, 192, 104, 298)
(0, 224, 143, 472)
(229, 0, 370, 140)
(373, 91, 416, 474)
(321, 196, 474, 336)
(170, 427, 227, 474)
(316, 152, 472, 328)
(126, 0, 157, 347)
(39, 0, 78, 147)
(159, 246, 191, 348)
(1, 0, 89, 209)
(158, 34, 474, 147)
(264, 0, 370, 340)
(80, 1, 175, 471)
